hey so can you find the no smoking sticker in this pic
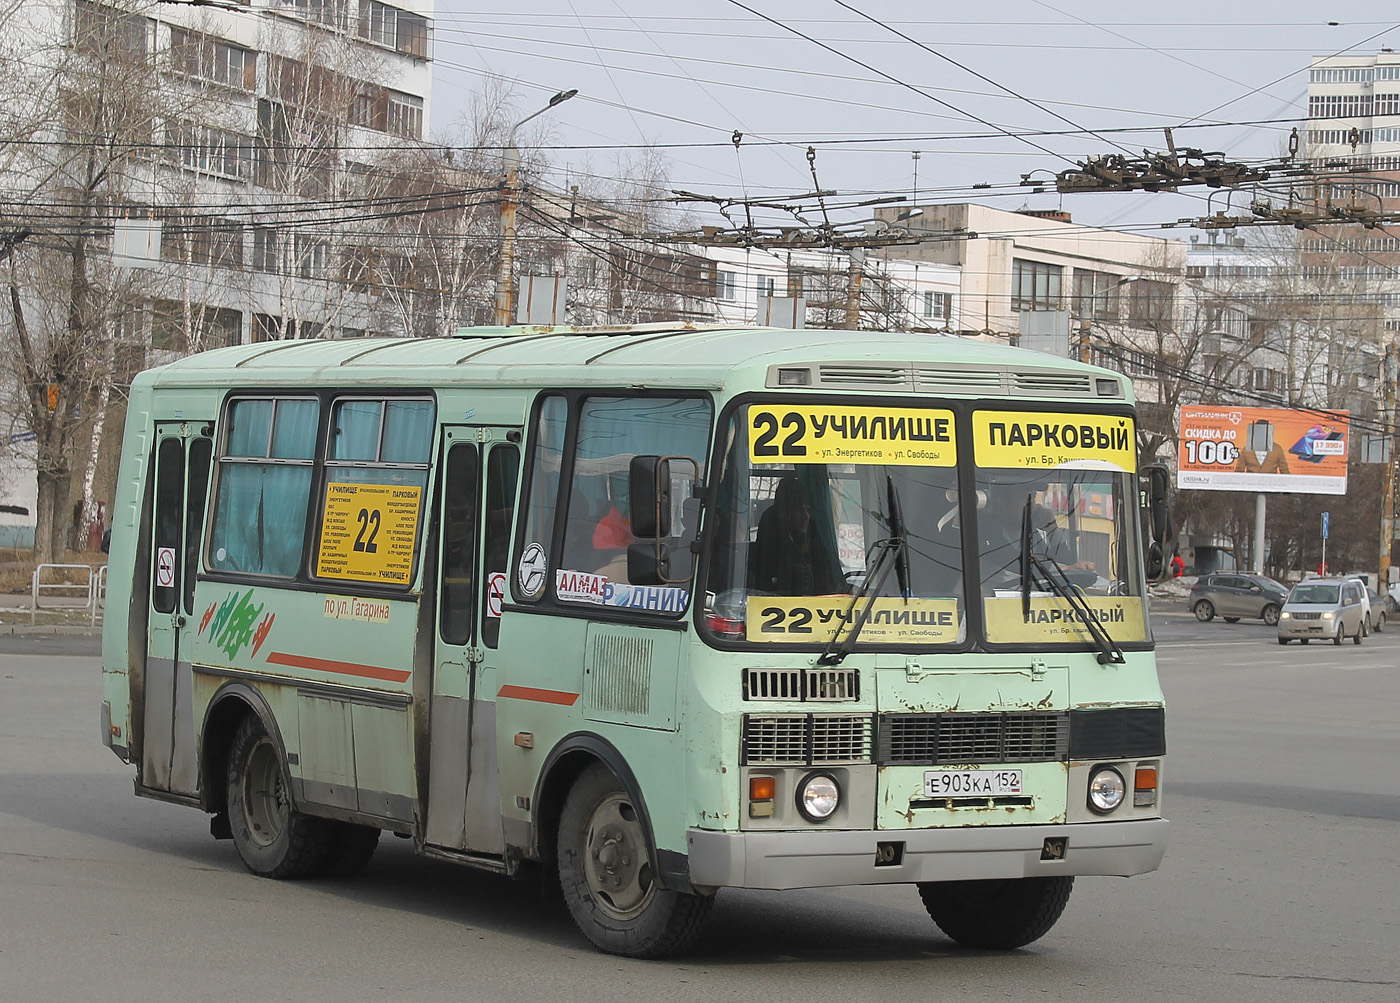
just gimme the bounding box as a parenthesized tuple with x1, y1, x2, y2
(156, 547, 176, 589)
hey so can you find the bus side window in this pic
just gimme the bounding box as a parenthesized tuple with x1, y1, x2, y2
(152, 439, 185, 614)
(514, 395, 567, 601)
(439, 442, 479, 646)
(481, 443, 520, 648)
(183, 437, 212, 615)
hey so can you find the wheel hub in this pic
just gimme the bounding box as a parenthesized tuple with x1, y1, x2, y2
(584, 796, 653, 918)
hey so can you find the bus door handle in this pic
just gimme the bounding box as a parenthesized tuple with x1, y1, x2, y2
(172, 614, 187, 629)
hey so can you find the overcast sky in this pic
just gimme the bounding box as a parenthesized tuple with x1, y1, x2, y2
(427, 2, 1400, 235)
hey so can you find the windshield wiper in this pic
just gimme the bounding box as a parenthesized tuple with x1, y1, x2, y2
(1019, 495, 1125, 665)
(817, 478, 909, 666)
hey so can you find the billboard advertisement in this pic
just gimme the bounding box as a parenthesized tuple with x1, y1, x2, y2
(1176, 405, 1349, 495)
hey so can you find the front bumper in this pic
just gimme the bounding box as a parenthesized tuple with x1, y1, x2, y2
(686, 818, 1168, 890)
(1278, 619, 1337, 638)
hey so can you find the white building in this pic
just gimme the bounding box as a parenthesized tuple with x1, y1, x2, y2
(1, 1, 436, 548)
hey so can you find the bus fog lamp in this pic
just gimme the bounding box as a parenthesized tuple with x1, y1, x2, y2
(797, 772, 840, 822)
(1087, 766, 1126, 814)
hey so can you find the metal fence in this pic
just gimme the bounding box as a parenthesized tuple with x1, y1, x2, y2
(30, 563, 106, 626)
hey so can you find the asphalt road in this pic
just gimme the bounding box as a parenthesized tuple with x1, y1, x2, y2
(1, 619, 1397, 1002)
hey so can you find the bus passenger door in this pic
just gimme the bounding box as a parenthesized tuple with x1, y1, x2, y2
(143, 424, 213, 796)
(426, 427, 520, 853)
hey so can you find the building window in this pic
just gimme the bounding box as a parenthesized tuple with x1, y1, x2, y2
(755, 276, 775, 297)
(277, 0, 350, 29)
(295, 234, 331, 278)
(359, 2, 430, 57)
(921, 290, 951, 319)
(168, 120, 252, 180)
(1250, 368, 1281, 392)
(73, 1, 150, 62)
(716, 270, 737, 301)
(169, 27, 255, 90)
(1011, 259, 1062, 312)
(252, 228, 279, 273)
(162, 216, 244, 267)
(1126, 279, 1175, 329)
(385, 90, 423, 139)
(1071, 269, 1122, 322)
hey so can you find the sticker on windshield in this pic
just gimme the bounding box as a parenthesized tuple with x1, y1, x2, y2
(746, 596, 961, 644)
(973, 411, 1136, 472)
(983, 596, 1148, 644)
(748, 406, 956, 466)
(517, 542, 548, 599)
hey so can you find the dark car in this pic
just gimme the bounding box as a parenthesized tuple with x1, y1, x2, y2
(1190, 573, 1290, 625)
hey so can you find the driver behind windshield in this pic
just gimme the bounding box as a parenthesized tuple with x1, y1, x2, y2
(748, 475, 845, 596)
(978, 485, 1094, 595)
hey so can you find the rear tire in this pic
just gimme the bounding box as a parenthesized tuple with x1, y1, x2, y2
(1193, 600, 1215, 622)
(1224, 616, 1240, 623)
(1262, 604, 1280, 626)
(919, 876, 1074, 949)
(557, 764, 712, 958)
(319, 822, 380, 878)
(226, 716, 329, 878)
(1301, 638, 1310, 645)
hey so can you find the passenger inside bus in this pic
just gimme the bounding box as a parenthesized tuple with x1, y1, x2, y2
(748, 475, 845, 596)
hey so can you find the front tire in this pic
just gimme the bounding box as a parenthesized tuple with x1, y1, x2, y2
(557, 765, 712, 958)
(1354, 621, 1364, 644)
(226, 715, 329, 878)
(1193, 600, 1215, 622)
(1262, 604, 1280, 626)
(1278, 637, 1289, 645)
(919, 876, 1074, 949)
(1224, 616, 1241, 623)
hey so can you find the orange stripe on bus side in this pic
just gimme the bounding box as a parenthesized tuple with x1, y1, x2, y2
(496, 684, 580, 706)
(265, 652, 411, 684)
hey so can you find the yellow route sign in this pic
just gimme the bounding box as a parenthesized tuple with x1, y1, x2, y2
(748, 405, 956, 466)
(983, 596, 1148, 644)
(316, 481, 422, 584)
(746, 596, 962, 644)
(973, 411, 1135, 471)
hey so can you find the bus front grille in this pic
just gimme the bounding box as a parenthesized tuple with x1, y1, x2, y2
(878, 712, 1070, 765)
(742, 713, 874, 766)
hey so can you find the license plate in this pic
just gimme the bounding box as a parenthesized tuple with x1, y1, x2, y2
(924, 769, 1023, 797)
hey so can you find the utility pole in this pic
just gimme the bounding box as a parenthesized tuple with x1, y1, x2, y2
(1381, 343, 1398, 583)
(494, 89, 577, 326)
(844, 248, 864, 330)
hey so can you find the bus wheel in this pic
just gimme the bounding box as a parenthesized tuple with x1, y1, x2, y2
(226, 716, 329, 879)
(918, 876, 1074, 950)
(319, 822, 380, 878)
(557, 764, 712, 958)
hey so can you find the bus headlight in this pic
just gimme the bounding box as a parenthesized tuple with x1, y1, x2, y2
(796, 772, 840, 822)
(1087, 766, 1126, 814)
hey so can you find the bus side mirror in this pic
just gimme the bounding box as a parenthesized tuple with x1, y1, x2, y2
(1147, 465, 1171, 543)
(629, 455, 671, 539)
(627, 542, 670, 586)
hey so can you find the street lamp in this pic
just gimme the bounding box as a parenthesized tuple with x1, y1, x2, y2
(494, 89, 578, 326)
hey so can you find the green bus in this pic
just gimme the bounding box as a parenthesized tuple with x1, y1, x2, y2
(101, 323, 1168, 958)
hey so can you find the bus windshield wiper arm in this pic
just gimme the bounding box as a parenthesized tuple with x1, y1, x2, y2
(1017, 498, 1124, 665)
(816, 536, 901, 666)
(817, 479, 909, 666)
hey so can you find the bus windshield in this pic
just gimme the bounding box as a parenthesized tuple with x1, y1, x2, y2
(699, 401, 1148, 650)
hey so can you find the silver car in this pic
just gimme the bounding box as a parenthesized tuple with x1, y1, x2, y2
(1277, 579, 1367, 645)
